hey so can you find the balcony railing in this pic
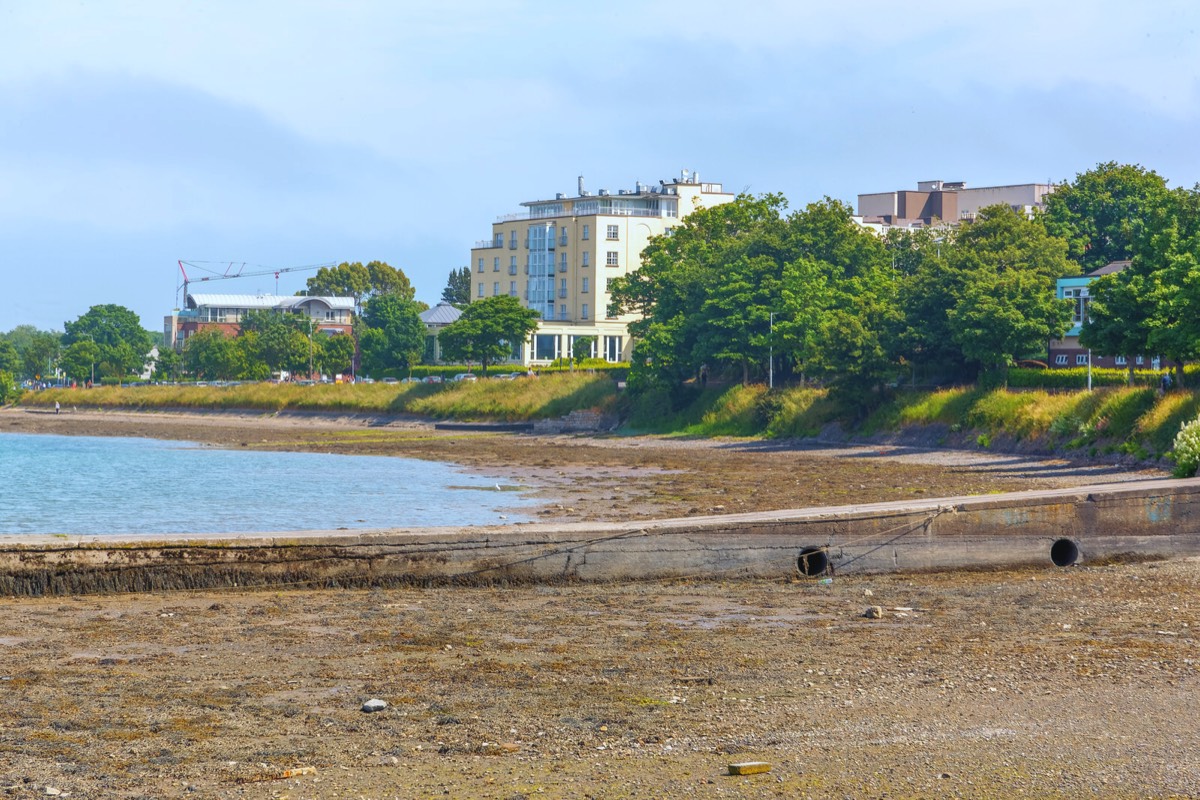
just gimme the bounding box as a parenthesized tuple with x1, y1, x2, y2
(496, 207, 667, 223)
(473, 240, 500, 250)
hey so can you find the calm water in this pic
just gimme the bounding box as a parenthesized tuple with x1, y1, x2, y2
(0, 433, 534, 535)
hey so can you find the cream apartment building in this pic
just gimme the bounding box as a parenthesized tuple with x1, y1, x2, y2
(470, 170, 733, 364)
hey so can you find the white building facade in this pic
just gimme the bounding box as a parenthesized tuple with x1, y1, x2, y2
(469, 170, 733, 364)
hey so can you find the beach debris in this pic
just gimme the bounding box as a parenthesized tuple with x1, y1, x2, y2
(238, 766, 318, 783)
(361, 698, 388, 713)
(673, 675, 714, 685)
(728, 761, 771, 776)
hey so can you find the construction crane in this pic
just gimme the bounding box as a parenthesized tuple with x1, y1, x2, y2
(175, 260, 338, 308)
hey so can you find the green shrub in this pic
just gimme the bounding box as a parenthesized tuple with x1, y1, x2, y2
(0, 371, 20, 405)
(1171, 417, 1200, 478)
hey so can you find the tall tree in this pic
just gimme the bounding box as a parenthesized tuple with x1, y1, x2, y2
(63, 305, 151, 380)
(59, 340, 101, 385)
(441, 267, 472, 307)
(943, 206, 1076, 376)
(0, 338, 20, 374)
(238, 309, 310, 375)
(1043, 162, 1171, 273)
(437, 295, 540, 375)
(304, 261, 415, 309)
(183, 328, 248, 380)
(316, 333, 357, 377)
(21, 331, 62, 381)
(359, 294, 426, 375)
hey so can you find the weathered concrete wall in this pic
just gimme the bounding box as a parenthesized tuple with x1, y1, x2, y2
(2, 478, 1198, 595)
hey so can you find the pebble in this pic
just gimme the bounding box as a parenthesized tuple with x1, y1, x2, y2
(361, 698, 388, 713)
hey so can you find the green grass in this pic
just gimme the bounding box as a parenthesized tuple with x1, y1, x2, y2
(23, 374, 619, 423)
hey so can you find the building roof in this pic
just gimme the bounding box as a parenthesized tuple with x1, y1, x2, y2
(1091, 260, 1131, 276)
(187, 293, 354, 311)
(420, 302, 462, 325)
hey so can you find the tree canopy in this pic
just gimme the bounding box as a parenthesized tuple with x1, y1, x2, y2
(1082, 184, 1200, 383)
(441, 267, 472, 307)
(303, 261, 415, 309)
(63, 304, 152, 381)
(1044, 162, 1170, 273)
(359, 293, 426, 375)
(437, 295, 540, 375)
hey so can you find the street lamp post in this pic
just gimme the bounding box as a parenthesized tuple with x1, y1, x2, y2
(768, 311, 774, 390)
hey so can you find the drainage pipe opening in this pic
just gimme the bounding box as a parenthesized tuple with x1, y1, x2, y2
(797, 547, 829, 577)
(1050, 538, 1080, 567)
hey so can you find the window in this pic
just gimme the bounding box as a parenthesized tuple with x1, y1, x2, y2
(582, 252, 590, 267)
(1063, 287, 1088, 325)
(581, 277, 589, 293)
(493, 257, 499, 271)
(493, 233, 504, 247)
(559, 278, 567, 298)
(606, 251, 619, 266)
(1115, 355, 1128, 366)
(509, 281, 517, 296)
(493, 281, 500, 295)
(605, 277, 613, 292)
(559, 253, 567, 271)
(1136, 356, 1145, 365)
(581, 303, 589, 319)
(559, 230, 568, 246)
(559, 304, 567, 320)
(477, 283, 484, 297)
(582, 224, 590, 240)
(509, 231, 517, 249)
(1054, 354, 1068, 365)
(509, 256, 517, 275)
(606, 224, 619, 240)
(477, 258, 484, 273)
(1076, 354, 1088, 365)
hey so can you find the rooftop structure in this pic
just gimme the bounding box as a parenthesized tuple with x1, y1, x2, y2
(857, 180, 1057, 229)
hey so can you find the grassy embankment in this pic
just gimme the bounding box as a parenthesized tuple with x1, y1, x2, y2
(23, 373, 620, 422)
(20, 376, 1200, 465)
(621, 380, 1199, 465)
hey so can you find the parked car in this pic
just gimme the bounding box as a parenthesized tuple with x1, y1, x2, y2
(451, 373, 478, 382)
(422, 375, 444, 384)
(381, 377, 399, 384)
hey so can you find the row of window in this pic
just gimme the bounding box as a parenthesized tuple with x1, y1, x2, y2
(477, 277, 611, 298)
(485, 223, 621, 252)
(1053, 354, 1147, 366)
(477, 251, 620, 271)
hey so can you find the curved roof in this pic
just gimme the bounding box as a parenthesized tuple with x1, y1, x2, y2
(187, 293, 354, 311)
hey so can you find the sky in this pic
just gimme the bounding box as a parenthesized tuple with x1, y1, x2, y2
(2, 0, 1198, 333)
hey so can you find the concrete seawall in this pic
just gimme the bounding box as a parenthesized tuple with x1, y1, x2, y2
(4, 477, 1199, 595)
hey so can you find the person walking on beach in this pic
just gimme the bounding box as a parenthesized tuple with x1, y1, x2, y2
(54, 401, 60, 414)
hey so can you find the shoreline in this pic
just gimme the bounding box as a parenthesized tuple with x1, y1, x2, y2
(1, 404, 1169, 534)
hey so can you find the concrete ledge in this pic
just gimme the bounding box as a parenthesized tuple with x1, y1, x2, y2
(3, 478, 1198, 595)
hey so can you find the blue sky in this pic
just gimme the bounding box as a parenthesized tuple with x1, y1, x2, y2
(2, 1, 1198, 332)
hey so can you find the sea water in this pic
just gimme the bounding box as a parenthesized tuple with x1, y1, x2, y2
(0, 433, 535, 535)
